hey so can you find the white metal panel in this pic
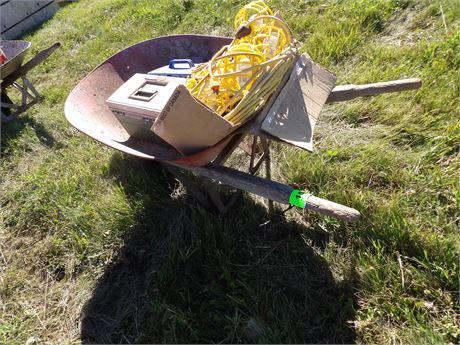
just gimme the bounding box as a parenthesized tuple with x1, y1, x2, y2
(0, 0, 59, 39)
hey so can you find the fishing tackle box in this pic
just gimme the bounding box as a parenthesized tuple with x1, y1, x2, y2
(106, 73, 185, 142)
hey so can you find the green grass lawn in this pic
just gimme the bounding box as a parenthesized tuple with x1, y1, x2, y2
(0, 0, 458, 343)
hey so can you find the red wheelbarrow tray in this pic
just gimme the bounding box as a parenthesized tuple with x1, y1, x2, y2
(64, 34, 240, 167)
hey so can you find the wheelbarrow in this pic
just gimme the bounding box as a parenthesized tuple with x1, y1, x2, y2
(64, 35, 421, 222)
(1, 40, 60, 123)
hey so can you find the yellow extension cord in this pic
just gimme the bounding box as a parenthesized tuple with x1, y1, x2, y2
(185, 0, 297, 125)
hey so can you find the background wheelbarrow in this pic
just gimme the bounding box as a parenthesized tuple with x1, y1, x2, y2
(0, 40, 60, 123)
(65, 35, 421, 222)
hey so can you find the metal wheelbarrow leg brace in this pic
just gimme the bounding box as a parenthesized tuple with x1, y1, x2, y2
(1, 42, 60, 123)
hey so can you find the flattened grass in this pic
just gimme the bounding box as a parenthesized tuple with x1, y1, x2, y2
(0, 0, 458, 343)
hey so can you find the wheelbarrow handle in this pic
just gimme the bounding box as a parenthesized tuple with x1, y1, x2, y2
(299, 193, 360, 223)
(326, 78, 422, 103)
(169, 162, 361, 222)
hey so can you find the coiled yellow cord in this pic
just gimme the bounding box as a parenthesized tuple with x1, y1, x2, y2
(185, 0, 296, 123)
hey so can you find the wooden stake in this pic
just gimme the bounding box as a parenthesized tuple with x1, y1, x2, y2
(397, 252, 405, 287)
(440, 4, 448, 34)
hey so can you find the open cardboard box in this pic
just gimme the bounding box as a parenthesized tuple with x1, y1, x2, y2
(152, 84, 239, 155)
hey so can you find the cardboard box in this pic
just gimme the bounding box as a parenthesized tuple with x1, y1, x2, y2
(152, 84, 236, 155)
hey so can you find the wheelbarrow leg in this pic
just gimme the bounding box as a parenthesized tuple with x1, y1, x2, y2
(1, 77, 42, 123)
(245, 136, 274, 213)
(212, 133, 246, 165)
(163, 134, 276, 215)
(0, 90, 23, 123)
(163, 132, 250, 214)
(162, 162, 238, 214)
(248, 136, 270, 174)
(161, 163, 212, 209)
(200, 133, 247, 213)
(264, 142, 274, 214)
(203, 135, 273, 214)
(1, 90, 12, 118)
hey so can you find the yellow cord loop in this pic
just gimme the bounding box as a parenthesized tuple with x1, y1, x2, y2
(234, 0, 273, 29)
(185, 0, 296, 123)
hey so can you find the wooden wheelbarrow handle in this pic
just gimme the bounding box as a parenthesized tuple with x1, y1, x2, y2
(327, 78, 422, 103)
(170, 162, 361, 222)
(298, 194, 360, 222)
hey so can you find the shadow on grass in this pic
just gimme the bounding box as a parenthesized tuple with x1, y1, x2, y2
(80, 153, 357, 344)
(1, 114, 58, 157)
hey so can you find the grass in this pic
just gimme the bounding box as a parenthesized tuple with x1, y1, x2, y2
(0, 0, 458, 343)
